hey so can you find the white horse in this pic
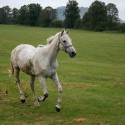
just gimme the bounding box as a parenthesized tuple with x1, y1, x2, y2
(11, 29, 77, 112)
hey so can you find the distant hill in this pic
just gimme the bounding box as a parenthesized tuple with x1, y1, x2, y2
(120, 19, 125, 23)
(56, 6, 66, 20)
(79, 7, 89, 18)
(56, 6, 88, 20)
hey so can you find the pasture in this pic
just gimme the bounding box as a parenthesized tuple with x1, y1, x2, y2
(0, 24, 125, 125)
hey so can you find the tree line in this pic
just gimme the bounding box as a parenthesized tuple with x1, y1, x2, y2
(0, 4, 57, 27)
(0, 0, 125, 32)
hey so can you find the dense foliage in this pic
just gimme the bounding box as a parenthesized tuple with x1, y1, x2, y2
(0, 0, 124, 32)
(82, 1, 107, 31)
(107, 3, 119, 30)
(0, 4, 56, 27)
(81, 1, 121, 31)
(64, 0, 80, 28)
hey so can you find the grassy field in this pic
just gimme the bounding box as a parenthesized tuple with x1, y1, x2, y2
(0, 24, 125, 125)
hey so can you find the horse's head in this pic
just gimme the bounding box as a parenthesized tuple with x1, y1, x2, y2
(58, 29, 77, 58)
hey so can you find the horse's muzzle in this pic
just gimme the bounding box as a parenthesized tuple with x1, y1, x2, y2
(69, 51, 77, 58)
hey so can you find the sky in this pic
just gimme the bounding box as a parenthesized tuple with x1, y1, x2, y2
(0, 0, 125, 20)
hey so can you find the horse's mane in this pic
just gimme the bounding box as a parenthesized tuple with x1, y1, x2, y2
(47, 32, 60, 44)
(38, 30, 68, 47)
(38, 44, 44, 47)
(37, 32, 60, 47)
(47, 35, 55, 44)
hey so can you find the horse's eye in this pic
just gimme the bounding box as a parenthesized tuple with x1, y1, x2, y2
(63, 40, 66, 43)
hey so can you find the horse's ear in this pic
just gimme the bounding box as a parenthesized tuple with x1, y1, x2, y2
(66, 29, 69, 34)
(61, 28, 65, 36)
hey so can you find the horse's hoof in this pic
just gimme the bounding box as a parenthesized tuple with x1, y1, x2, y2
(20, 99, 25, 103)
(20, 96, 25, 103)
(38, 94, 48, 102)
(38, 96, 44, 102)
(55, 106, 60, 112)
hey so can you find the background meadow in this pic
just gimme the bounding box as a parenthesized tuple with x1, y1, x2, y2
(0, 25, 125, 125)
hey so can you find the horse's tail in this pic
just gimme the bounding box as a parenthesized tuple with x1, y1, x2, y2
(11, 62, 14, 75)
(8, 62, 14, 77)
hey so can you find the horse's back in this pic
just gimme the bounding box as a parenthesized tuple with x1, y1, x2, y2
(12, 44, 35, 51)
(11, 44, 35, 58)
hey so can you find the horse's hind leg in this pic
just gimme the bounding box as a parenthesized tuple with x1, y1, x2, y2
(30, 75, 40, 106)
(15, 67, 25, 103)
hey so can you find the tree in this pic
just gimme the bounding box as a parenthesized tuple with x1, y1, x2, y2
(18, 5, 28, 25)
(0, 8, 6, 24)
(27, 4, 41, 26)
(38, 6, 57, 27)
(106, 3, 119, 30)
(64, 0, 80, 28)
(0, 6, 11, 24)
(88, 1, 107, 31)
(81, 12, 90, 29)
(11, 8, 19, 24)
(3, 6, 11, 24)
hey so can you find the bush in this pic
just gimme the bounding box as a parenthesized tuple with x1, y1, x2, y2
(120, 23, 125, 32)
(51, 20, 63, 28)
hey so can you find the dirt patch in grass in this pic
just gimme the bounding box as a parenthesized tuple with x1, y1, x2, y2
(74, 118, 86, 123)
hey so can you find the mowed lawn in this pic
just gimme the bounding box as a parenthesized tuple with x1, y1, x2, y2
(0, 25, 125, 125)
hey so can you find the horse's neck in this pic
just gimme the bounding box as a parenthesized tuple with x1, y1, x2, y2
(35, 35, 59, 64)
(47, 36, 59, 62)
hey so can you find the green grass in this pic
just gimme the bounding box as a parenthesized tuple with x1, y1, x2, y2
(0, 24, 125, 125)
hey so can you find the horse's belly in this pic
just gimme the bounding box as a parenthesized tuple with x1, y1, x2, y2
(21, 64, 34, 75)
(34, 66, 56, 77)
(44, 68, 56, 78)
(17, 59, 33, 74)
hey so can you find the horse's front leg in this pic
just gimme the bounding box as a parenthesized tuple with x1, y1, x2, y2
(51, 73, 62, 112)
(38, 76, 48, 102)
